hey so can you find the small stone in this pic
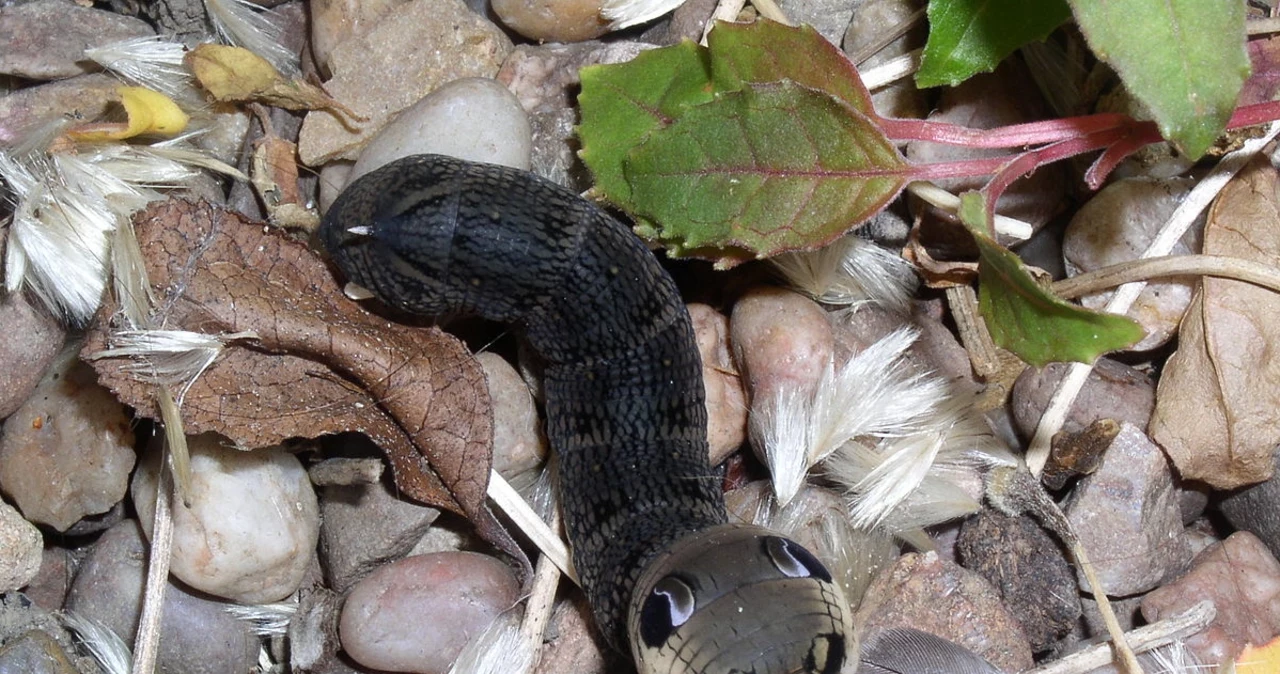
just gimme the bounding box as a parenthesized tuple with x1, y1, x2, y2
(0, 74, 120, 146)
(309, 457, 384, 487)
(855, 550, 1035, 672)
(689, 304, 747, 466)
(641, 0, 716, 44)
(132, 434, 320, 603)
(497, 41, 652, 189)
(476, 352, 547, 481)
(730, 287, 835, 403)
(956, 510, 1080, 651)
(0, 292, 63, 420)
(1063, 423, 1190, 596)
(319, 473, 442, 593)
(1063, 177, 1200, 351)
(0, 630, 79, 674)
(0, 500, 41, 593)
(1010, 358, 1155, 439)
(289, 586, 347, 674)
(348, 77, 532, 189)
(339, 552, 520, 674)
(0, 356, 136, 532)
(65, 520, 261, 674)
(0, 0, 154, 80)
(1219, 452, 1280, 562)
(843, 0, 928, 120)
(310, 0, 413, 74)
(492, 0, 609, 42)
(299, 0, 513, 165)
(21, 546, 73, 611)
(535, 596, 622, 674)
(317, 160, 354, 213)
(1142, 532, 1280, 667)
(779, 0, 855, 46)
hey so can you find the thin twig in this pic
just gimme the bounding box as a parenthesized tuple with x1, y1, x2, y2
(1025, 123, 1280, 476)
(906, 182, 1033, 240)
(1026, 601, 1216, 674)
(518, 534, 563, 671)
(750, 0, 790, 24)
(848, 8, 925, 65)
(487, 469, 577, 583)
(860, 49, 920, 91)
(1247, 16, 1280, 35)
(946, 285, 1002, 378)
(131, 427, 176, 674)
(1053, 254, 1280, 299)
(702, 0, 747, 43)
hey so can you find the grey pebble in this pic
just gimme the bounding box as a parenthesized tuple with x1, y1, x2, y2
(318, 473, 441, 593)
(0, 290, 64, 419)
(0, 73, 119, 146)
(0, 355, 136, 532)
(1064, 423, 1191, 596)
(497, 40, 652, 190)
(0, 0, 153, 80)
(0, 629, 79, 674)
(1010, 358, 1155, 440)
(1219, 452, 1280, 562)
(64, 520, 260, 674)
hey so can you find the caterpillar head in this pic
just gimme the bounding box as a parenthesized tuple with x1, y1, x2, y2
(627, 524, 852, 674)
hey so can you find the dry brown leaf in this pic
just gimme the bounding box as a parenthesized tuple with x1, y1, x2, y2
(84, 199, 523, 565)
(1150, 156, 1280, 489)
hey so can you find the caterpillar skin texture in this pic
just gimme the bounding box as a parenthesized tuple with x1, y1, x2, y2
(320, 154, 852, 674)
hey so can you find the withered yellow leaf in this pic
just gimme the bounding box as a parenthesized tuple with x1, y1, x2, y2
(186, 44, 363, 121)
(68, 86, 189, 141)
(1238, 635, 1280, 672)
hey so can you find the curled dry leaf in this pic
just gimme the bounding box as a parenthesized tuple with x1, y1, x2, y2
(83, 199, 523, 565)
(1150, 156, 1280, 489)
(185, 44, 364, 122)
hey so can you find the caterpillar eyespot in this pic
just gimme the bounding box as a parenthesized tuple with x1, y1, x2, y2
(320, 154, 851, 674)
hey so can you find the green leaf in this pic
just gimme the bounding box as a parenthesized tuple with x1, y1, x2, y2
(625, 82, 910, 266)
(1068, 0, 1248, 159)
(918, 0, 1071, 88)
(707, 19, 876, 114)
(577, 41, 714, 208)
(958, 192, 1145, 366)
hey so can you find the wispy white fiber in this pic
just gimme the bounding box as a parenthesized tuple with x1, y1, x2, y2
(62, 613, 132, 674)
(1, 142, 235, 324)
(826, 389, 1017, 532)
(2, 151, 121, 321)
(85, 36, 193, 100)
(203, 0, 298, 76)
(753, 327, 946, 505)
(601, 0, 685, 29)
(92, 329, 258, 404)
(771, 234, 918, 311)
(448, 613, 535, 674)
(225, 601, 297, 636)
(1146, 640, 1206, 673)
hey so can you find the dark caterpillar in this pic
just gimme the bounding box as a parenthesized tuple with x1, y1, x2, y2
(320, 154, 851, 674)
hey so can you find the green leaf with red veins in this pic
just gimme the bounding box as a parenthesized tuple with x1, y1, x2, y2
(707, 19, 876, 115)
(577, 40, 714, 209)
(625, 82, 910, 267)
